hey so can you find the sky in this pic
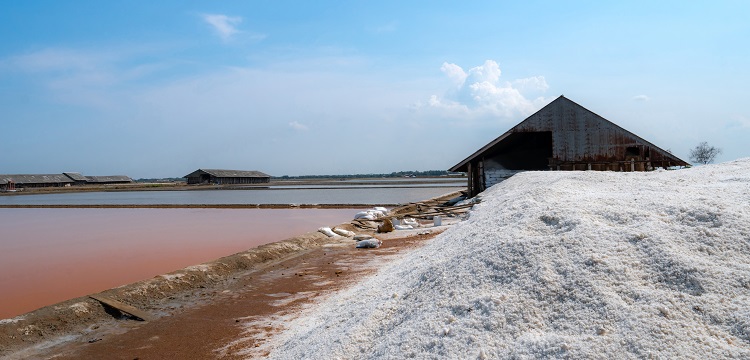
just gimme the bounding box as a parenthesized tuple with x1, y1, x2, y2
(1, 1, 748, 178)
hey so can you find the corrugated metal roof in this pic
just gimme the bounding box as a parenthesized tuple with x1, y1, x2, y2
(450, 95, 689, 172)
(0, 174, 74, 184)
(184, 169, 271, 178)
(63, 172, 88, 181)
(85, 175, 133, 183)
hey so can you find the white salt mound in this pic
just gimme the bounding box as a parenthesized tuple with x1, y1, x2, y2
(266, 159, 750, 359)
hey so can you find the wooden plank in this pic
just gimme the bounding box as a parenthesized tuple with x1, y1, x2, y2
(90, 295, 153, 321)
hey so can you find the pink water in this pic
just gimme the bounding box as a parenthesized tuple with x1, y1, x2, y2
(0, 208, 359, 319)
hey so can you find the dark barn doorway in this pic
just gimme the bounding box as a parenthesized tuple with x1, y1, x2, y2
(487, 131, 552, 170)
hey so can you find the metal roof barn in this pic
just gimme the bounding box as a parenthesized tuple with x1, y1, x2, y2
(183, 169, 271, 185)
(450, 95, 689, 197)
(0, 174, 74, 188)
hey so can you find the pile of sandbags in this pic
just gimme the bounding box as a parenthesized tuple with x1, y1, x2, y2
(318, 227, 356, 238)
(353, 207, 389, 220)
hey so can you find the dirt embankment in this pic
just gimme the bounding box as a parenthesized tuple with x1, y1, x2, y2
(0, 229, 341, 357)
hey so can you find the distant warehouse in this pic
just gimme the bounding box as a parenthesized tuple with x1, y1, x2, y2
(0, 172, 133, 190)
(183, 169, 271, 185)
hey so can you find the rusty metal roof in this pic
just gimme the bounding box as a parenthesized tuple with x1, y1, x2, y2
(449, 95, 689, 172)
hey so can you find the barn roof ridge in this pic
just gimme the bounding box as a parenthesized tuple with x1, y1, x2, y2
(449, 95, 687, 172)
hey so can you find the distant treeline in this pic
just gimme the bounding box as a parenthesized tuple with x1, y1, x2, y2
(274, 170, 465, 180)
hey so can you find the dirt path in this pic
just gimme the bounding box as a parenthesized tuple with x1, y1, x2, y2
(31, 230, 443, 359)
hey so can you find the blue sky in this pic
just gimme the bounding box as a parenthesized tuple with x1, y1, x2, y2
(1, 1, 748, 178)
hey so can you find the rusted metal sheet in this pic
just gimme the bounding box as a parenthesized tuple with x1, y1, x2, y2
(497, 96, 683, 165)
(450, 96, 689, 178)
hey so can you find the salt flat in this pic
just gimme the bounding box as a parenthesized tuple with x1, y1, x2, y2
(265, 159, 750, 359)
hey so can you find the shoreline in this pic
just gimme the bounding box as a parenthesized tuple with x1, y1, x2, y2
(0, 191, 464, 359)
(0, 177, 467, 197)
(0, 204, 394, 209)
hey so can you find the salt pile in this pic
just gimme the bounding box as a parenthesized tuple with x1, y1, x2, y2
(264, 159, 750, 359)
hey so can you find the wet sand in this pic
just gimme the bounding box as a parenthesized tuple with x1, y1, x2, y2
(8, 228, 445, 359)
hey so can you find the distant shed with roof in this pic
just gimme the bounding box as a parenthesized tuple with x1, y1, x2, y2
(0, 172, 133, 190)
(449, 95, 689, 197)
(183, 169, 271, 185)
(0, 174, 74, 189)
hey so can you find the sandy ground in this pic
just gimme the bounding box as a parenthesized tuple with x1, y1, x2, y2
(0, 221, 452, 360)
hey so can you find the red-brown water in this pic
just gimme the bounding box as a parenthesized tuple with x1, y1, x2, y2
(0, 208, 360, 319)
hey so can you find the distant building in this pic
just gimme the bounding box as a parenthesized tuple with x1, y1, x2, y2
(183, 169, 271, 185)
(0, 172, 133, 190)
(449, 95, 689, 197)
(0, 174, 74, 189)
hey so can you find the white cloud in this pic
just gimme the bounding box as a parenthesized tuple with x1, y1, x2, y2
(202, 14, 243, 41)
(464, 60, 502, 84)
(726, 115, 750, 129)
(289, 121, 309, 131)
(1, 47, 169, 110)
(424, 60, 548, 120)
(440, 62, 467, 87)
(632, 94, 650, 101)
(512, 76, 549, 93)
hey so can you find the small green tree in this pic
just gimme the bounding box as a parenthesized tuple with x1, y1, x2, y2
(689, 142, 722, 165)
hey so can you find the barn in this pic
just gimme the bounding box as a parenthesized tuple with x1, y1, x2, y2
(183, 169, 271, 185)
(449, 95, 689, 197)
(0, 173, 133, 190)
(0, 174, 74, 189)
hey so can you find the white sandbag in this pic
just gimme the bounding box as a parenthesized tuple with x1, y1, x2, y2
(356, 239, 382, 248)
(368, 210, 386, 218)
(394, 225, 414, 230)
(402, 218, 418, 227)
(318, 227, 337, 237)
(354, 211, 376, 220)
(332, 227, 355, 237)
(373, 207, 388, 214)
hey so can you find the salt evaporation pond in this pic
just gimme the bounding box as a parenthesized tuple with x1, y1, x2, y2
(0, 187, 464, 206)
(0, 208, 361, 319)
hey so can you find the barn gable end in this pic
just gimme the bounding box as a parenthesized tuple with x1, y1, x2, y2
(450, 95, 689, 196)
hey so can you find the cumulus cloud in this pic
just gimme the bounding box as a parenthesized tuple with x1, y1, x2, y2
(289, 121, 309, 131)
(633, 94, 650, 101)
(423, 60, 548, 119)
(202, 14, 243, 41)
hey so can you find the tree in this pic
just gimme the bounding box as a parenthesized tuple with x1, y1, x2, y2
(689, 142, 722, 165)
